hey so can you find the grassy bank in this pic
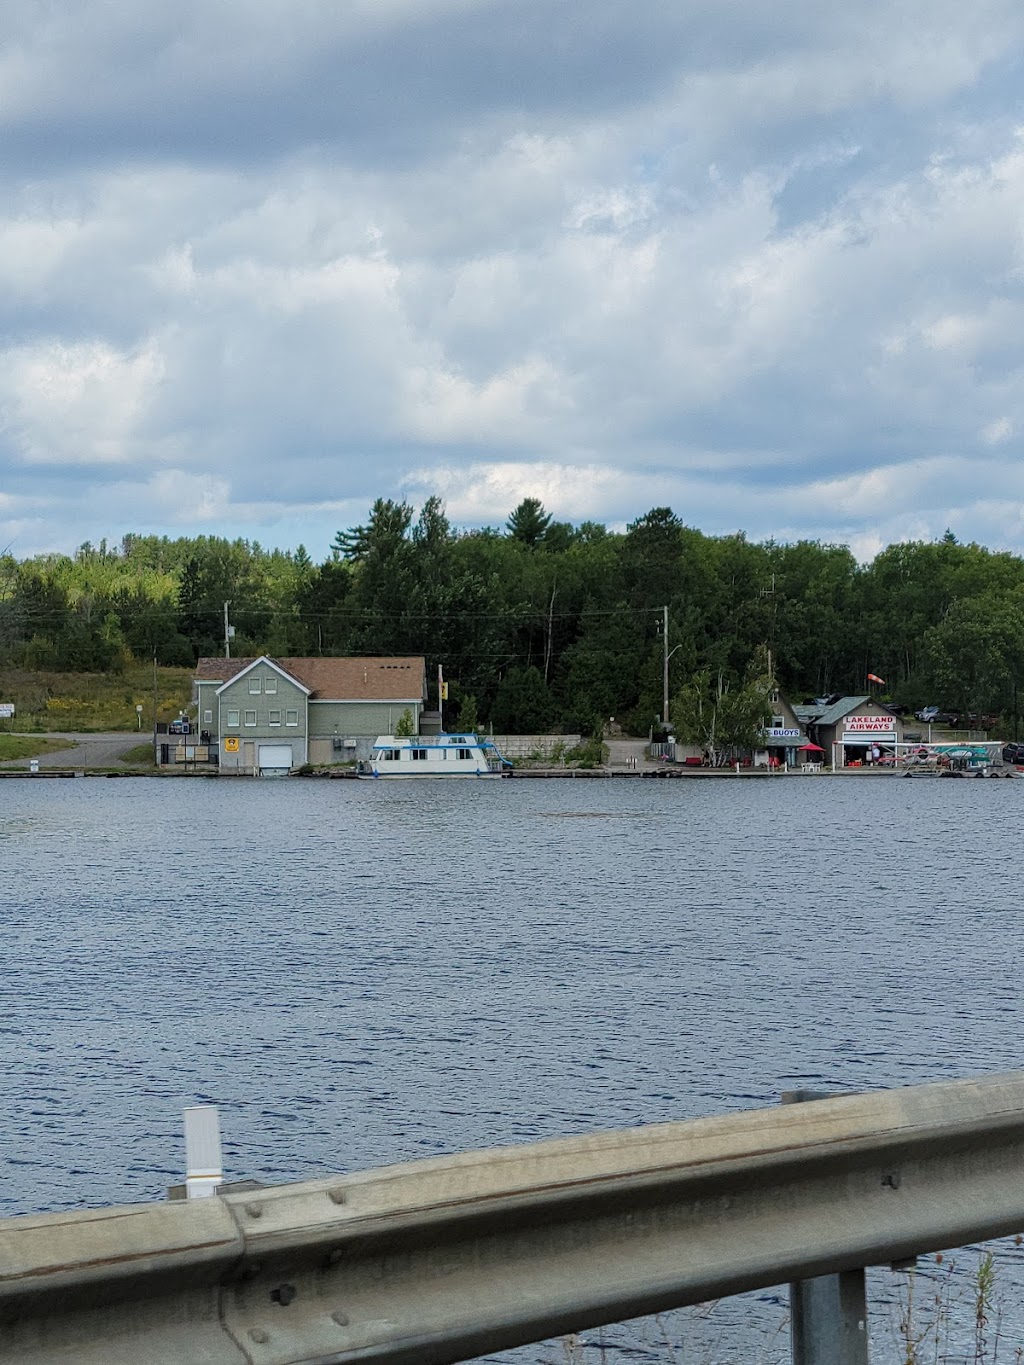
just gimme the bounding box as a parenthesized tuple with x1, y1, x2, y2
(119, 743, 158, 767)
(0, 666, 193, 732)
(0, 735, 74, 761)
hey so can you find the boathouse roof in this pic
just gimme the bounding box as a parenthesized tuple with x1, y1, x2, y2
(195, 656, 426, 701)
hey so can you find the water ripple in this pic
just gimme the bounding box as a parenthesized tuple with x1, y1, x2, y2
(2, 775, 1022, 1361)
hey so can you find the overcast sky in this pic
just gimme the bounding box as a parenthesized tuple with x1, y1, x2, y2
(3, 0, 1024, 561)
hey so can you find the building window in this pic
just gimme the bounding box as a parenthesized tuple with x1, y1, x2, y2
(244, 709, 257, 726)
(772, 716, 785, 729)
(268, 709, 281, 726)
(265, 677, 277, 694)
(203, 709, 212, 724)
(249, 676, 262, 694)
(286, 709, 298, 726)
(227, 709, 240, 727)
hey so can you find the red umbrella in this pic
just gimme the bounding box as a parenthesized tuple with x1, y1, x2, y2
(798, 743, 824, 752)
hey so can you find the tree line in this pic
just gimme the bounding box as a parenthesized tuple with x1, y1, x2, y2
(2, 499, 1024, 737)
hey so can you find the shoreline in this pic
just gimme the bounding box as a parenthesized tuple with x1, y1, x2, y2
(1, 765, 1016, 780)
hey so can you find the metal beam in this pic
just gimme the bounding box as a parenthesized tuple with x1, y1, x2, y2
(4, 1073, 1024, 1364)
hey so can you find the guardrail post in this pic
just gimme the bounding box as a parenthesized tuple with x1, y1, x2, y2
(784, 1089, 869, 1365)
(790, 1269, 868, 1364)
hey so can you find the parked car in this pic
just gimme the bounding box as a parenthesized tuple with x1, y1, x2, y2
(915, 706, 940, 723)
(1002, 743, 1024, 764)
(945, 713, 979, 730)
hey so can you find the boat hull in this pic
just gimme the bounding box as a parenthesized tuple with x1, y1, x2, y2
(357, 770, 508, 779)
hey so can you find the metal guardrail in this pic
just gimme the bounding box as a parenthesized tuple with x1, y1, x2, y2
(4, 1073, 1024, 1363)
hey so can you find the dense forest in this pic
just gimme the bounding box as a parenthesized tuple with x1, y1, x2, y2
(3, 497, 1024, 737)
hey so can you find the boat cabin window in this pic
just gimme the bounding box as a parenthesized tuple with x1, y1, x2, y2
(378, 748, 400, 761)
(458, 747, 472, 760)
(411, 748, 428, 761)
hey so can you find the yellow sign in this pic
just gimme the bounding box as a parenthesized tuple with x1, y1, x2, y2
(224, 736, 239, 752)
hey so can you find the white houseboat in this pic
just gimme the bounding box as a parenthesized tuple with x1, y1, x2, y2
(357, 733, 512, 778)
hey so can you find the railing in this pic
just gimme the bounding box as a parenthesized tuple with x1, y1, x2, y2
(3, 1073, 1024, 1364)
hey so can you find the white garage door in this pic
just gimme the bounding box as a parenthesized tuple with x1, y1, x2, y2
(258, 744, 293, 774)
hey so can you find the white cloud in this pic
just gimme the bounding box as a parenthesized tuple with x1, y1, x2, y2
(402, 461, 663, 525)
(4, 1, 1024, 555)
(0, 339, 164, 465)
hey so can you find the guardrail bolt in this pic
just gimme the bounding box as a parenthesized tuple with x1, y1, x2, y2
(328, 1188, 348, 1205)
(245, 1203, 264, 1218)
(882, 1172, 901, 1189)
(270, 1284, 297, 1306)
(248, 1328, 269, 1344)
(332, 1311, 350, 1326)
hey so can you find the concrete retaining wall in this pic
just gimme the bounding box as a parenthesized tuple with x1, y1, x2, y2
(489, 734, 582, 759)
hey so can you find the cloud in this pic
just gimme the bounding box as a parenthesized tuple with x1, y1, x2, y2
(0, 339, 165, 465)
(4, 1, 1024, 557)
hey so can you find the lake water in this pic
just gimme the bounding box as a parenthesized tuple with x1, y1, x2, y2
(2, 774, 1023, 1362)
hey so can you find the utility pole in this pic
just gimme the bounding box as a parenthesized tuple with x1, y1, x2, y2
(223, 601, 231, 659)
(662, 604, 670, 730)
(152, 648, 159, 759)
(658, 605, 682, 733)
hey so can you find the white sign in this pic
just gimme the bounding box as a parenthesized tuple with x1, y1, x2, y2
(843, 714, 895, 733)
(0, 703, 14, 719)
(763, 727, 802, 740)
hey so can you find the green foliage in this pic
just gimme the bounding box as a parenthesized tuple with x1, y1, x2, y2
(672, 666, 773, 756)
(0, 735, 71, 761)
(120, 743, 157, 766)
(395, 707, 415, 737)
(9, 507, 1024, 741)
(457, 693, 479, 731)
(563, 735, 606, 768)
(0, 665, 192, 732)
(923, 598, 1024, 718)
(491, 666, 554, 733)
(505, 497, 552, 547)
(333, 498, 413, 561)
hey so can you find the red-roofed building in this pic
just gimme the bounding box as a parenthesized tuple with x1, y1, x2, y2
(191, 656, 427, 773)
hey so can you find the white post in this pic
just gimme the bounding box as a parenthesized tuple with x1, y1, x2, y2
(184, 1105, 223, 1199)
